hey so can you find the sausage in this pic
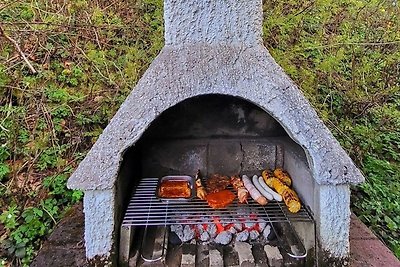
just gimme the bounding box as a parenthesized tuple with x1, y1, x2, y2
(242, 175, 268, 205)
(252, 175, 274, 201)
(258, 176, 282, 201)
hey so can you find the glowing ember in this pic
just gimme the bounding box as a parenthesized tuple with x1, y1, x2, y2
(170, 213, 272, 245)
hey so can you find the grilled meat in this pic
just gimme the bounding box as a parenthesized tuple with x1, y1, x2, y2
(230, 175, 249, 203)
(206, 174, 231, 193)
(205, 190, 235, 209)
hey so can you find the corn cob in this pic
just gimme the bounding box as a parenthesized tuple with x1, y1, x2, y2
(273, 168, 292, 187)
(263, 176, 300, 213)
(261, 169, 274, 180)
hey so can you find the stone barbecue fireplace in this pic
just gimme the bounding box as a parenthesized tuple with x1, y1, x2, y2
(67, 0, 365, 266)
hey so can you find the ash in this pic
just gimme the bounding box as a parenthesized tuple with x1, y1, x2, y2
(215, 231, 232, 245)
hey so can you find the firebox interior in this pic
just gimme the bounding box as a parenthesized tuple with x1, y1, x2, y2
(117, 94, 316, 265)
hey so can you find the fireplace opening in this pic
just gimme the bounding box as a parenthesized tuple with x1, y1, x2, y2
(117, 94, 316, 266)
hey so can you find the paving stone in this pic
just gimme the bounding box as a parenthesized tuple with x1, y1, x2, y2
(209, 248, 224, 267)
(350, 239, 400, 267)
(223, 245, 240, 267)
(235, 241, 255, 267)
(181, 240, 197, 267)
(252, 243, 269, 267)
(196, 243, 210, 267)
(349, 213, 378, 240)
(264, 245, 283, 267)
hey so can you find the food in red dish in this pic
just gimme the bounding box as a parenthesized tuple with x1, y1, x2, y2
(206, 190, 236, 209)
(159, 180, 191, 198)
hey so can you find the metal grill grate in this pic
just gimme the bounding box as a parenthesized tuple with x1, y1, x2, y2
(122, 177, 313, 226)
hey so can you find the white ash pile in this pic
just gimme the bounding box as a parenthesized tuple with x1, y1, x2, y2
(170, 213, 273, 245)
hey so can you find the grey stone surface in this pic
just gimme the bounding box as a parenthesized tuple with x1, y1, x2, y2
(264, 245, 283, 267)
(316, 185, 351, 259)
(141, 138, 289, 178)
(83, 190, 115, 260)
(275, 144, 284, 168)
(209, 249, 224, 267)
(208, 141, 242, 175)
(241, 142, 277, 172)
(141, 141, 208, 177)
(235, 242, 255, 267)
(164, 0, 263, 46)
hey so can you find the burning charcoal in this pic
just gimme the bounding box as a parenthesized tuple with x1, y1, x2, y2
(220, 218, 232, 228)
(207, 223, 217, 238)
(196, 224, 211, 242)
(215, 231, 233, 245)
(249, 229, 260, 240)
(199, 231, 211, 242)
(171, 224, 184, 241)
(236, 229, 249, 242)
(258, 219, 267, 232)
(228, 226, 237, 235)
(244, 221, 256, 229)
(233, 223, 243, 232)
(182, 225, 195, 242)
(263, 224, 273, 241)
(196, 224, 203, 231)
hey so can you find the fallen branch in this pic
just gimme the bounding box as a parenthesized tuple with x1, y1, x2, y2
(0, 25, 37, 74)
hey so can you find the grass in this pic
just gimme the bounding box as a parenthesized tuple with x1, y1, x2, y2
(263, 0, 400, 257)
(0, 0, 399, 265)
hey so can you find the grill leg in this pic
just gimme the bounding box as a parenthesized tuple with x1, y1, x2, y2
(119, 225, 134, 266)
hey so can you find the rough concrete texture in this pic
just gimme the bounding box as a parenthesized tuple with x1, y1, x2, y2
(264, 245, 283, 267)
(316, 184, 351, 259)
(209, 249, 224, 267)
(140, 139, 283, 177)
(241, 141, 277, 171)
(164, 0, 263, 46)
(235, 241, 255, 266)
(208, 141, 243, 174)
(141, 141, 208, 176)
(67, 43, 364, 191)
(83, 189, 115, 260)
